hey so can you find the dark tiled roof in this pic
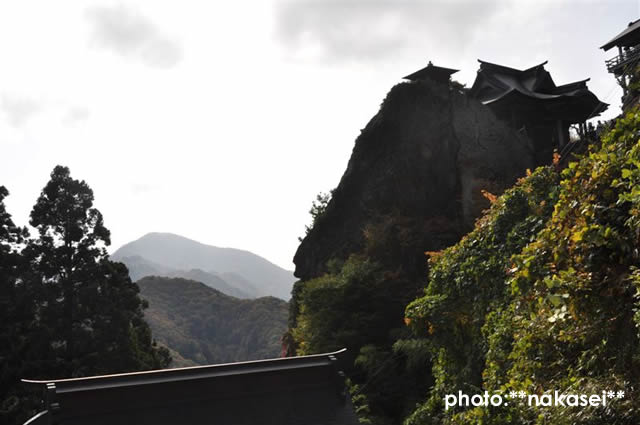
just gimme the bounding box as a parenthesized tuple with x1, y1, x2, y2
(22, 349, 359, 425)
(469, 60, 608, 122)
(403, 61, 459, 83)
(601, 19, 640, 51)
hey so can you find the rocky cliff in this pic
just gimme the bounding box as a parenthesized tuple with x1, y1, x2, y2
(294, 78, 535, 280)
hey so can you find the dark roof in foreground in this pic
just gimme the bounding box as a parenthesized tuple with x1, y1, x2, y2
(403, 61, 459, 82)
(601, 19, 640, 51)
(22, 349, 358, 425)
(469, 60, 608, 122)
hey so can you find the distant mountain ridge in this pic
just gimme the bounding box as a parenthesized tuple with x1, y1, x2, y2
(113, 254, 173, 281)
(167, 268, 252, 299)
(112, 232, 295, 300)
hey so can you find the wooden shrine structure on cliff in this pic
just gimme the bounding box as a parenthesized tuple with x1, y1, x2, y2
(403, 61, 459, 84)
(404, 60, 608, 165)
(468, 60, 608, 164)
(602, 18, 640, 95)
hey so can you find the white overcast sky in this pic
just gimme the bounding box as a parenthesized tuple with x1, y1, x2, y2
(0, 0, 637, 270)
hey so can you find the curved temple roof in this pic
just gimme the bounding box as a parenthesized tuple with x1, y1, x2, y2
(469, 60, 608, 122)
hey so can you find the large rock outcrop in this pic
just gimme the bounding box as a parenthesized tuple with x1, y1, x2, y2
(294, 79, 535, 280)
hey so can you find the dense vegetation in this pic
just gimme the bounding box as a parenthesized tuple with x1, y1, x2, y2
(0, 166, 169, 425)
(403, 165, 560, 424)
(291, 107, 640, 424)
(289, 212, 435, 424)
(403, 110, 640, 424)
(138, 276, 289, 365)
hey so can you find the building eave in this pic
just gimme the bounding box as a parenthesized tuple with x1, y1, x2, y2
(22, 348, 348, 393)
(601, 18, 640, 51)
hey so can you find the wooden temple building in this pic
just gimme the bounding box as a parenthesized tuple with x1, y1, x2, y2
(468, 60, 607, 163)
(403, 61, 459, 84)
(21, 349, 358, 425)
(404, 60, 607, 165)
(601, 18, 640, 94)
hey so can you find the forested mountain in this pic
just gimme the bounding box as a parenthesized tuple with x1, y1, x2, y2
(165, 268, 253, 299)
(112, 232, 295, 300)
(138, 276, 289, 366)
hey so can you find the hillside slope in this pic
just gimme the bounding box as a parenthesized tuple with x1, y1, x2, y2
(138, 276, 289, 365)
(166, 268, 252, 299)
(292, 96, 640, 425)
(404, 111, 640, 424)
(113, 233, 295, 300)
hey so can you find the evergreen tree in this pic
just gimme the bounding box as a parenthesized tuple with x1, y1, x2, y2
(24, 166, 169, 379)
(0, 186, 33, 424)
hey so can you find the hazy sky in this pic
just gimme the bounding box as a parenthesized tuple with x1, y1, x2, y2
(0, 0, 637, 270)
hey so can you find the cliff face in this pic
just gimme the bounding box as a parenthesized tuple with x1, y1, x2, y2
(294, 79, 535, 280)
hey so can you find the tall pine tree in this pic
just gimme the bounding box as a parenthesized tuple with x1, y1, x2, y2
(24, 166, 169, 378)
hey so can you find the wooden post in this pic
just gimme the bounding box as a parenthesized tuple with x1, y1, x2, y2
(619, 45, 628, 94)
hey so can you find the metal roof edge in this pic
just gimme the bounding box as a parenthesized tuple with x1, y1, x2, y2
(22, 348, 348, 390)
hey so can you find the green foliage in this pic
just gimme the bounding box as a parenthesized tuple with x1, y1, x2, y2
(293, 248, 432, 424)
(403, 166, 559, 424)
(138, 276, 289, 364)
(309, 191, 332, 223)
(293, 255, 392, 355)
(24, 166, 170, 377)
(501, 110, 640, 423)
(0, 167, 170, 425)
(624, 65, 640, 107)
(404, 110, 640, 424)
(302, 191, 333, 238)
(292, 111, 640, 424)
(348, 379, 375, 425)
(0, 187, 34, 424)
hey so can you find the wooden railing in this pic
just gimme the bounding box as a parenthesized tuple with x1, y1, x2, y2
(605, 46, 640, 73)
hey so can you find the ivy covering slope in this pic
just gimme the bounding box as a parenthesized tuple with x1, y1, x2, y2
(405, 110, 640, 424)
